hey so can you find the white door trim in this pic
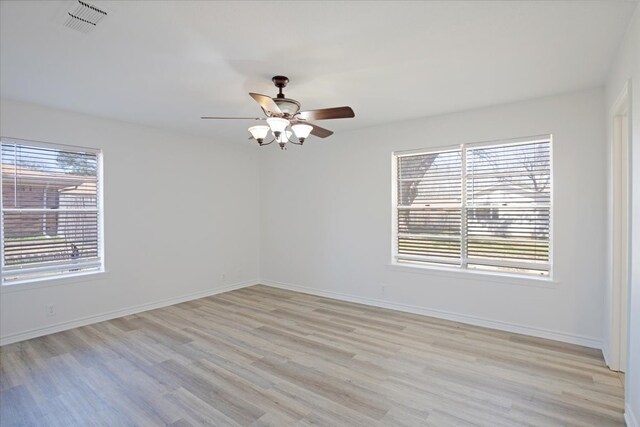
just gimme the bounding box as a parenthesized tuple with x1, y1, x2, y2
(609, 81, 631, 372)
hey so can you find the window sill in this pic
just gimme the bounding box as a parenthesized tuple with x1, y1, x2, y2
(1, 270, 110, 294)
(386, 263, 557, 288)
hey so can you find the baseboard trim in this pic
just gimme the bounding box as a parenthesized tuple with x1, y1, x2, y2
(2, 279, 603, 350)
(627, 403, 639, 427)
(0, 280, 257, 346)
(261, 280, 602, 349)
(602, 344, 613, 369)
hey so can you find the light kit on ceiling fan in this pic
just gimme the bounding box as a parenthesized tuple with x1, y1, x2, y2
(248, 119, 314, 149)
(266, 117, 289, 140)
(247, 125, 270, 144)
(202, 76, 355, 150)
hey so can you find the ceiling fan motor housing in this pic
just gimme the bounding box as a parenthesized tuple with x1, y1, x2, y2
(274, 98, 301, 115)
(270, 76, 300, 115)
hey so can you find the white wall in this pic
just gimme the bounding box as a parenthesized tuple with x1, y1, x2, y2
(0, 87, 613, 369)
(605, 6, 640, 427)
(0, 99, 260, 344)
(260, 88, 607, 348)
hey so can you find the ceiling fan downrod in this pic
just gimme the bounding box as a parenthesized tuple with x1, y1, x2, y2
(272, 75, 289, 99)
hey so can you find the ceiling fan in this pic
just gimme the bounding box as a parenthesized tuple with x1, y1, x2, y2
(201, 76, 355, 149)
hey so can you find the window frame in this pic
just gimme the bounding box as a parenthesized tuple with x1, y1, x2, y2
(0, 137, 105, 286)
(391, 135, 553, 279)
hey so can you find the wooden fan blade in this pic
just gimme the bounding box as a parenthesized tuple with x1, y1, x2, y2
(201, 116, 265, 120)
(309, 123, 334, 138)
(249, 93, 282, 115)
(292, 121, 334, 138)
(296, 106, 354, 121)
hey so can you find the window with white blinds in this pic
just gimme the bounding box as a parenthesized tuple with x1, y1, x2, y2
(1, 139, 103, 283)
(394, 136, 551, 277)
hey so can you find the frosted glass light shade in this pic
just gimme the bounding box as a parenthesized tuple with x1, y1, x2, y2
(277, 130, 293, 143)
(248, 125, 270, 140)
(292, 124, 313, 140)
(266, 117, 289, 134)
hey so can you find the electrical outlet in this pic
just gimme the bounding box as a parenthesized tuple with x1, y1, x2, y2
(46, 304, 56, 317)
(221, 273, 226, 282)
(381, 284, 387, 295)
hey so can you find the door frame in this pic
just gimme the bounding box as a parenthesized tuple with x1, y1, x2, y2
(609, 81, 631, 372)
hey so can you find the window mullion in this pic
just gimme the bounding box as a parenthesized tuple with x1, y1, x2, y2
(460, 145, 468, 269)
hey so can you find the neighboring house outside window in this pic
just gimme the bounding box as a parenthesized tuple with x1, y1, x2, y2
(1, 138, 103, 284)
(393, 135, 551, 277)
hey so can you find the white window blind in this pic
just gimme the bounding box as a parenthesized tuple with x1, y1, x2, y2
(1, 139, 103, 283)
(394, 136, 551, 277)
(397, 149, 462, 266)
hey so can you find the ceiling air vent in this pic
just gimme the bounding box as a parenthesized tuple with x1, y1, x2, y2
(64, 0, 107, 33)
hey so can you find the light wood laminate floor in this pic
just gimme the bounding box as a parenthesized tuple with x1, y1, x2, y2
(0, 285, 625, 426)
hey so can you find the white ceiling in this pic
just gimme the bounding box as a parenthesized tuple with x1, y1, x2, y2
(1, 1, 637, 141)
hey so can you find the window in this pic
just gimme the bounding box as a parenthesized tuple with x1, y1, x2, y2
(393, 136, 551, 277)
(1, 138, 103, 283)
